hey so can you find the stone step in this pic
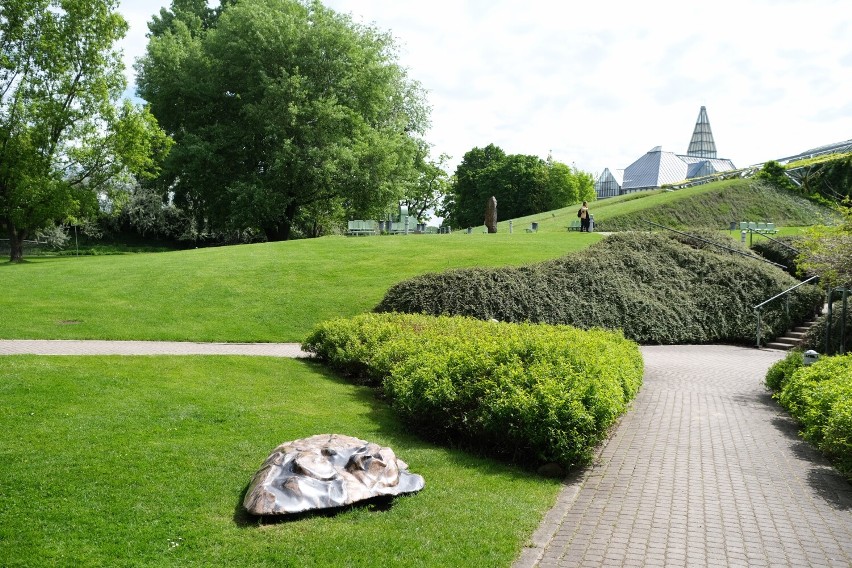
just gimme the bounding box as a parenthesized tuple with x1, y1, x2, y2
(766, 342, 796, 351)
(773, 336, 801, 346)
(785, 331, 807, 339)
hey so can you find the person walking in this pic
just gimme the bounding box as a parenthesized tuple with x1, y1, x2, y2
(578, 201, 591, 232)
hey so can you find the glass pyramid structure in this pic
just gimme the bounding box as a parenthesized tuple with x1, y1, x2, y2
(687, 106, 717, 159)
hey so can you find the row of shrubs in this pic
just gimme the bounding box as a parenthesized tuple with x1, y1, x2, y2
(766, 351, 852, 480)
(376, 231, 824, 345)
(304, 313, 644, 470)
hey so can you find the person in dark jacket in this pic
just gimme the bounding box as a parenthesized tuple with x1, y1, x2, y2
(578, 201, 591, 232)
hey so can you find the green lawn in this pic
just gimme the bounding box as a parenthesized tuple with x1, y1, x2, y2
(0, 232, 599, 342)
(0, 356, 560, 567)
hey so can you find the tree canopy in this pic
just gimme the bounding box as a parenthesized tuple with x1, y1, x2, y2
(136, 0, 430, 241)
(444, 144, 595, 228)
(0, 0, 170, 262)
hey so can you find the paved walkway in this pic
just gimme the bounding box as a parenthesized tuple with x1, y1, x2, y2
(516, 345, 852, 568)
(3, 340, 851, 566)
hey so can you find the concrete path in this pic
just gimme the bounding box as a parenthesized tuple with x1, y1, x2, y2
(3, 340, 851, 566)
(0, 339, 309, 357)
(516, 345, 852, 568)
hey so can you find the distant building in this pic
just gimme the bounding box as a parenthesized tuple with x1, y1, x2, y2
(595, 106, 737, 198)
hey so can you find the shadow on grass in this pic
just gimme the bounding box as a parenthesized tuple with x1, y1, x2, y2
(232, 480, 396, 528)
(296, 359, 583, 483)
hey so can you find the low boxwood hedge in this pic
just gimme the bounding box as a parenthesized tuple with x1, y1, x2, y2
(304, 313, 643, 470)
(770, 353, 852, 479)
(376, 231, 824, 345)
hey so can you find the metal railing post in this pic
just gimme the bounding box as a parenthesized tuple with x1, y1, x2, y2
(756, 308, 762, 348)
(826, 288, 833, 355)
(841, 288, 849, 355)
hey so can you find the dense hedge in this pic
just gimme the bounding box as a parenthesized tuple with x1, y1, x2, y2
(767, 352, 852, 479)
(803, 300, 852, 355)
(750, 235, 803, 276)
(304, 313, 644, 469)
(377, 231, 824, 345)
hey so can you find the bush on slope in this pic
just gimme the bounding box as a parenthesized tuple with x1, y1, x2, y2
(376, 231, 824, 345)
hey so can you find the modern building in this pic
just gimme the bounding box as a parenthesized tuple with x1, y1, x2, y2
(595, 106, 737, 198)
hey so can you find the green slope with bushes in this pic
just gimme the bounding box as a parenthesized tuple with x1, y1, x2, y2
(377, 230, 824, 345)
(494, 178, 837, 234)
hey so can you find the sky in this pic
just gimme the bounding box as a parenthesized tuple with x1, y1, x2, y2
(118, 0, 852, 178)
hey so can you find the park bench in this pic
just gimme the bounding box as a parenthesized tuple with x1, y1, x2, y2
(567, 219, 581, 231)
(347, 220, 378, 236)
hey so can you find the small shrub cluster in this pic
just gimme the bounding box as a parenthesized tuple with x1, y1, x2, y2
(750, 235, 804, 276)
(802, 300, 852, 355)
(304, 313, 644, 469)
(765, 350, 804, 391)
(769, 353, 852, 479)
(377, 232, 825, 345)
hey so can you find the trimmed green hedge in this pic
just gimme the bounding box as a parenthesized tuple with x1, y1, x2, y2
(377, 231, 824, 345)
(803, 300, 852, 355)
(304, 313, 644, 469)
(770, 353, 852, 479)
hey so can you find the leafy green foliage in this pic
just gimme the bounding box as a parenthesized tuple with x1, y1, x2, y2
(797, 205, 852, 287)
(755, 160, 796, 191)
(0, 0, 170, 262)
(377, 231, 825, 345)
(802, 300, 852, 355)
(750, 235, 803, 276)
(305, 313, 643, 469)
(791, 153, 852, 203)
(137, 0, 428, 241)
(776, 354, 852, 479)
(765, 350, 804, 391)
(445, 144, 595, 228)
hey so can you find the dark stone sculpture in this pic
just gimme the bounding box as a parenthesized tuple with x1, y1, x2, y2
(243, 434, 425, 515)
(485, 195, 497, 233)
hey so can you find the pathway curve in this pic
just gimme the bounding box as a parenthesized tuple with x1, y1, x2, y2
(515, 345, 852, 568)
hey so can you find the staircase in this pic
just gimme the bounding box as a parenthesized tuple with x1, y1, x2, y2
(765, 320, 818, 351)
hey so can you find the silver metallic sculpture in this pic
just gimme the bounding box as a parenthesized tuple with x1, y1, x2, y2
(243, 434, 425, 515)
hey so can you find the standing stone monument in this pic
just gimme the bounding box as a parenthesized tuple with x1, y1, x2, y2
(485, 195, 497, 233)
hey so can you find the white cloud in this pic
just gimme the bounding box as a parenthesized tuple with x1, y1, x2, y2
(118, 0, 852, 176)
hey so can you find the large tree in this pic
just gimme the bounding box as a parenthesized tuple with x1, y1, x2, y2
(445, 144, 595, 228)
(0, 0, 170, 262)
(137, 0, 429, 241)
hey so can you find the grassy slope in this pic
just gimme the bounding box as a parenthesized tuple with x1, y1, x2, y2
(0, 232, 600, 342)
(0, 356, 559, 567)
(493, 179, 837, 233)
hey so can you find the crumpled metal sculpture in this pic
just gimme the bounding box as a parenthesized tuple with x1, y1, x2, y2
(243, 434, 425, 515)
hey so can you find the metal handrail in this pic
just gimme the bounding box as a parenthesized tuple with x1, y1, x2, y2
(754, 275, 820, 347)
(642, 220, 787, 270)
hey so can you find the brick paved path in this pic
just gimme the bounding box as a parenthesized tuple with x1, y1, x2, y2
(516, 345, 852, 568)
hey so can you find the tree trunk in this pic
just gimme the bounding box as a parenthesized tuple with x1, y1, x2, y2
(8, 223, 25, 263)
